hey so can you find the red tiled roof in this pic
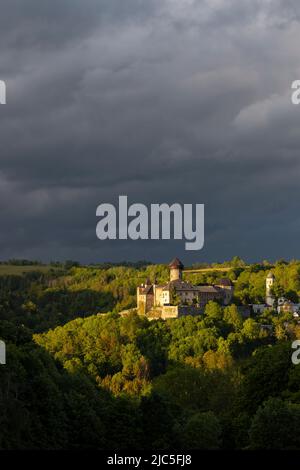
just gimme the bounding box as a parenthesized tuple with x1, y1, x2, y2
(168, 257, 184, 269)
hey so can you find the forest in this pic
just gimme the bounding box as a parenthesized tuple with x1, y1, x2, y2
(1, 257, 300, 449)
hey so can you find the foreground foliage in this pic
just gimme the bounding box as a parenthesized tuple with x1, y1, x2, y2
(1, 258, 300, 449)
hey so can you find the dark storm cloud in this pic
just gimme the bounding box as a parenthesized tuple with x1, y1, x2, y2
(1, 0, 300, 263)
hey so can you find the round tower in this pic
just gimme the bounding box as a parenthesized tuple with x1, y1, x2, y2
(169, 257, 184, 281)
(266, 271, 275, 306)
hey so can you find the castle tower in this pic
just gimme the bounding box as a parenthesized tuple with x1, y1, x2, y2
(266, 272, 275, 307)
(169, 257, 184, 281)
(137, 278, 154, 314)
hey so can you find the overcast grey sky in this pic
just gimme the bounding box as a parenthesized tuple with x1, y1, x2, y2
(1, 0, 300, 264)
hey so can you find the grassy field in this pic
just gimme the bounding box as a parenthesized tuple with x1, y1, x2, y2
(183, 267, 233, 274)
(0, 265, 55, 276)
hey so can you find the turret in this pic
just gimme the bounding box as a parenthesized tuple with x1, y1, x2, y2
(169, 257, 184, 281)
(266, 272, 275, 307)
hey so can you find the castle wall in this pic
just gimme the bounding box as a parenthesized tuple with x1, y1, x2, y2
(160, 306, 179, 319)
(159, 305, 203, 319)
(154, 285, 169, 306)
(177, 290, 197, 304)
(197, 290, 223, 308)
(137, 289, 154, 314)
(177, 306, 203, 317)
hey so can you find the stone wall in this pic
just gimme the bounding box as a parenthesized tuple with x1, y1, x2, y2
(160, 306, 179, 319)
(177, 305, 203, 317)
(159, 305, 203, 319)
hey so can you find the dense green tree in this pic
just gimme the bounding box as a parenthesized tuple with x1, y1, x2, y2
(249, 398, 300, 449)
(179, 411, 222, 449)
(140, 392, 179, 449)
(238, 343, 292, 415)
(223, 305, 243, 331)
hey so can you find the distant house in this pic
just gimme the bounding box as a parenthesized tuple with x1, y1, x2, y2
(277, 297, 300, 315)
(252, 304, 266, 314)
(251, 272, 300, 316)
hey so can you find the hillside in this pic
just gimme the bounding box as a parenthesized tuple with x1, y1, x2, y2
(1, 259, 300, 449)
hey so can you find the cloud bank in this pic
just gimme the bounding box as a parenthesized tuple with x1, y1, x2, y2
(0, 0, 300, 263)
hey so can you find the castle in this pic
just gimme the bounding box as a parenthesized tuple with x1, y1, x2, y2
(137, 258, 234, 318)
(137, 262, 300, 319)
